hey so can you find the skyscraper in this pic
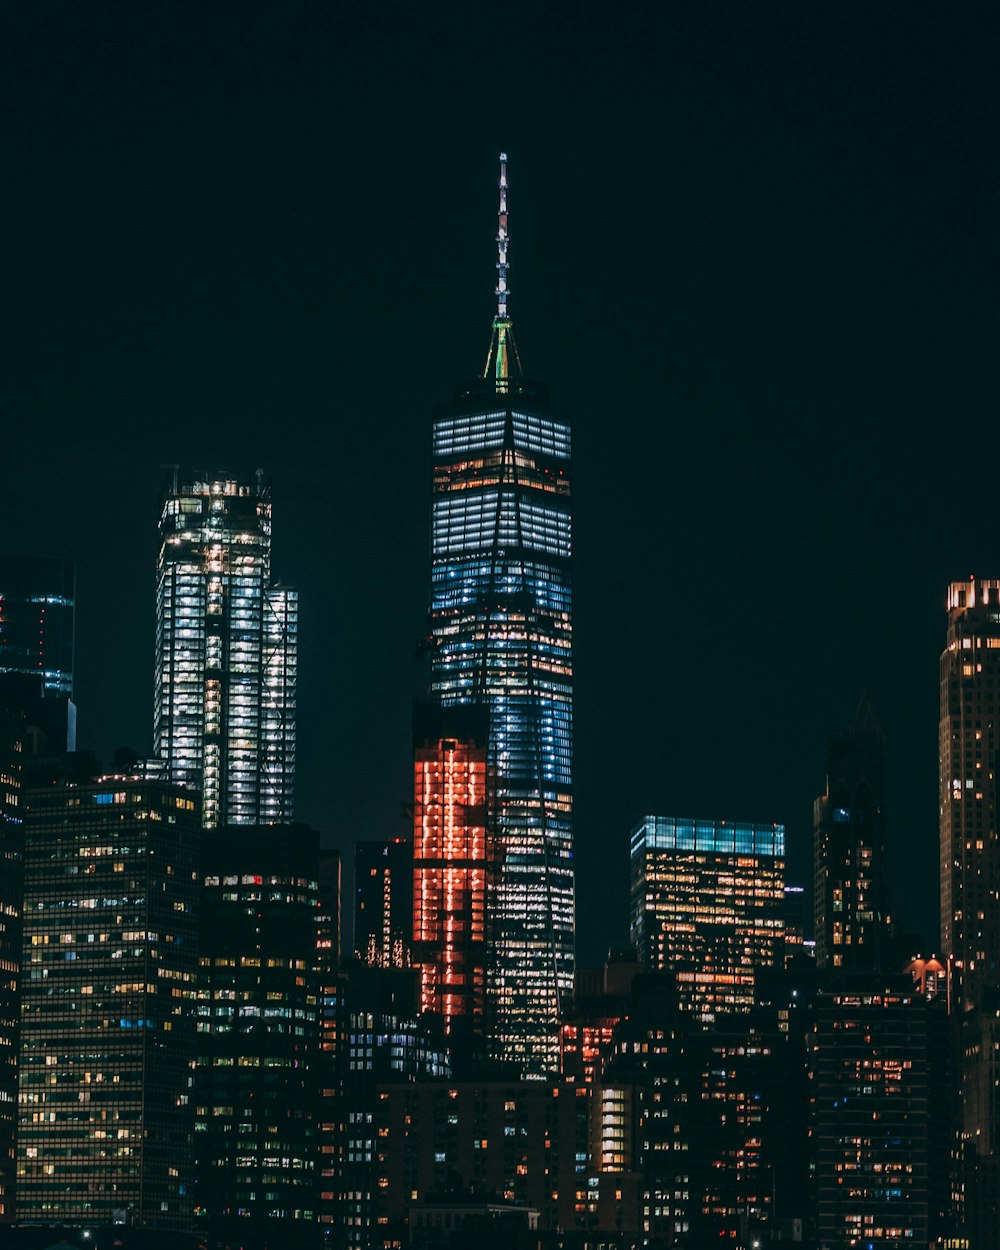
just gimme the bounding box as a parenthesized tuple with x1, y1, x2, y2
(155, 474, 297, 828)
(813, 695, 892, 974)
(629, 815, 786, 1019)
(428, 154, 574, 1072)
(940, 578, 1000, 1008)
(16, 769, 200, 1230)
(940, 578, 1000, 1244)
(0, 702, 24, 1222)
(194, 823, 323, 1245)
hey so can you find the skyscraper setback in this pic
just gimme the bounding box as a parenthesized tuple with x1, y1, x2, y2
(155, 475, 297, 828)
(427, 155, 574, 1072)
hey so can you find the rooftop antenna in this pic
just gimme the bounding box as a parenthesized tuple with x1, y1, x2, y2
(483, 152, 522, 393)
(496, 151, 509, 322)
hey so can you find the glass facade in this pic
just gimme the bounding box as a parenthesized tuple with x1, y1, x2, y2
(16, 775, 200, 1229)
(429, 379, 574, 1073)
(629, 816, 786, 1020)
(155, 476, 297, 829)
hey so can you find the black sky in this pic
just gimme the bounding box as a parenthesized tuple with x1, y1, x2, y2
(3, 4, 997, 962)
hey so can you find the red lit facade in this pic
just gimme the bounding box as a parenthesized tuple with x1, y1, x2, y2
(412, 716, 492, 1039)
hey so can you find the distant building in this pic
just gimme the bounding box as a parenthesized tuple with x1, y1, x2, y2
(334, 964, 449, 1249)
(316, 849, 341, 1236)
(412, 703, 492, 1044)
(374, 1077, 590, 1244)
(814, 696, 892, 974)
(155, 474, 297, 829)
(16, 772, 200, 1230)
(0, 557, 76, 754)
(193, 823, 324, 1246)
(0, 556, 75, 699)
(629, 816, 786, 1019)
(559, 948, 641, 1086)
(810, 979, 950, 1250)
(355, 837, 412, 969)
(0, 701, 24, 1221)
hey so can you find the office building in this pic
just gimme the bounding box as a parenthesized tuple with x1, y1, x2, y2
(0, 702, 24, 1221)
(16, 771, 200, 1230)
(814, 696, 892, 974)
(155, 474, 297, 829)
(374, 1077, 591, 1244)
(334, 965, 449, 1250)
(412, 702, 492, 1043)
(940, 578, 1000, 1009)
(811, 979, 949, 1250)
(193, 823, 323, 1246)
(559, 949, 641, 1086)
(316, 849, 341, 1236)
(428, 155, 574, 1072)
(629, 815, 786, 1019)
(354, 837, 413, 969)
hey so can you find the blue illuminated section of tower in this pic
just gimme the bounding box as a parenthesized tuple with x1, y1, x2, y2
(428, 155, 574, 1073)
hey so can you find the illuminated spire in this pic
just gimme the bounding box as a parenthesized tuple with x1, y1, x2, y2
(496, 151, 509, 320)
(483, 152, 521, 394)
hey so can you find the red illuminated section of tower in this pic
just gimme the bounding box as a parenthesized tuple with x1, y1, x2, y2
(412, 724, 492, 1038)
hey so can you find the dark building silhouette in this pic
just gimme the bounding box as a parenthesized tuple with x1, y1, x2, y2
(354, 836, 412, 969)
(0, 701, 24, 1221)
(374, 1077, 590, 1245)
(333, 964, 449, 1250)
(0, 556, 75, 700)
(810, 978, 950, 1250)
(193, 823, 325, 1248)
(813, 696, 892, 974)
(16, 769, 200, 1230)
(427, 156, 574, 1073)
(559, 948, 641, 1086)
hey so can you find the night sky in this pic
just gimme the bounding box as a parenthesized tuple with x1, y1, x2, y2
(4, 6, 996, 963)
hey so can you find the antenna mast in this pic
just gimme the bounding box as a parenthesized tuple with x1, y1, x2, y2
(496, 152, 509, 320)
(483, 152, 520, 393)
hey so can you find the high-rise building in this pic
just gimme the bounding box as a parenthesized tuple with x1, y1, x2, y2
(0, 556, 75, 699)
(814, 696, 892, 974)
(155, 474, 297, 829)
(193, 823, 323, 1246)
(354, 836, 412, 969)
(629, 815, 786, 1020)
(16, 770, 200, 1230)
(810, 979, 950, 1250)
(940, 578, 1000, 1009)
(428, 154, 574, 1072)
(0, 702, 24, 1222)
(412, 702, 492, 1044)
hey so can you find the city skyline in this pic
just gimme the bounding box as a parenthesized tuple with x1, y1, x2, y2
(5, 7, 995, 965)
